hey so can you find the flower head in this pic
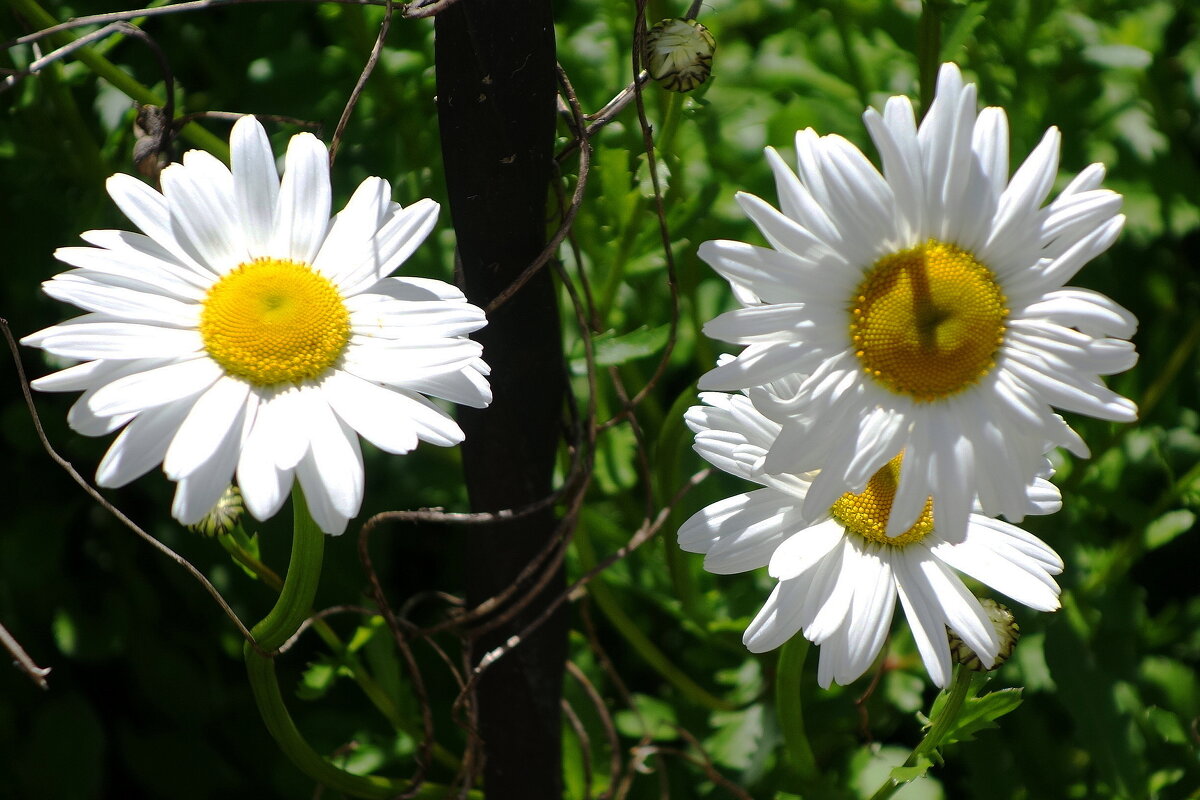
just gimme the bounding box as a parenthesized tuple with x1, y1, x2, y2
(697, 62, 1137, 540)
(24, 116, 490, 535)
(679, 390, 1063, 688)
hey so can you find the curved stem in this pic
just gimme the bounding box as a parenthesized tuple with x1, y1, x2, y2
(242, 489, 472, 798)
(218, 527, 461, 772)
(868, 666, 974, 800)
(772, 638, 820, 782)
(251, 487, 325, 653)
(776, 636, 819, 782)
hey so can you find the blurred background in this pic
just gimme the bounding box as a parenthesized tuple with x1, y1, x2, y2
(1, 0, 1198, 797)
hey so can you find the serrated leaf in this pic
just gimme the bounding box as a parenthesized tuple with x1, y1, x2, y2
(704, 704, 763, 770)
(938, 687, 1023, 747)
(890, 754, 934, 783)
(614, 693, 678, 741)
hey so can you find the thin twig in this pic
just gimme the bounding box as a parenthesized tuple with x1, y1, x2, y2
(625, 0, 680, 411)
(562, 698, 594, 800)
(567, 660, 620, 798)
(3, 0, 388, 51)
(1, 319, 264, 654)
(357, 519, 435, 796)
(401, 0, 465, 19)
(1, 23, 122, 91)
(467, 469, 708, 685)
(275, 603, 376, 654)
(0, 619, 51, 689)
(329, 0, 394, 167)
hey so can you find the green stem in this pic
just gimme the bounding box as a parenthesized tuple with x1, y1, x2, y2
(244, 651, 473, 799)
(242, 489, 472, 797)
(776, 636, 819, 782)
(868, 666, 974, 800)
(917, 0, 946, 119)
(575, 522, 735, 711)
(217, 529, 460, 772)
(7, 0, 230, 159)
(251, 487, 325, 652)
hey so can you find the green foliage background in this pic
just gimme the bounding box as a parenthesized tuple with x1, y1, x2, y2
(1, 0, 1198, 797)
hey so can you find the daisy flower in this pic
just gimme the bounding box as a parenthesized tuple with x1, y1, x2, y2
(23, 116, 490, 535)
(697, 62, 1137, 540)
(679, 389, 1064, 688)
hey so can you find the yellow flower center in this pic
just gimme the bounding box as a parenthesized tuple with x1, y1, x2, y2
(849, 240, 1008, 402)
(199, 258, 350, 386)
(830, 454, 934, 547)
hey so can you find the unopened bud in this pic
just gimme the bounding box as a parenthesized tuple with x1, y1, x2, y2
(189, 486, 245, 538)
(948, 599, 1020, 671)
(645, 18, 716, 93)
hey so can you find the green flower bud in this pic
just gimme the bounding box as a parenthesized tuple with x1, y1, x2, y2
(188, 485, 245, 538)
(645, 18, 716, 93)
(948, 598, 1020, 671)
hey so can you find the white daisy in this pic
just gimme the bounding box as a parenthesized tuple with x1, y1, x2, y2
(679, 390, 1064, 688)
(23, 116, 490, 535)
(697, 62, 1137, 540)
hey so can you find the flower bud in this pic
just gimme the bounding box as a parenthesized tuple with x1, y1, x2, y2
(188, 486, 245, 538)
(948, 599, 1020, 671)
(645, 18, 716, 93)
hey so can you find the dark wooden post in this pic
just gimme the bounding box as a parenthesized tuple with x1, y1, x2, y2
(434, 2, 566, 797)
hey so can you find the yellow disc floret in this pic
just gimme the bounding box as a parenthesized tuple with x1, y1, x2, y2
(850, 240, 1008, 402)
(200, 258, 350, 387)
(830, 453, 935, 547)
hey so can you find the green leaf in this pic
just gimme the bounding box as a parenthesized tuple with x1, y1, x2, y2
(850, 746, 943, 800)
(571, 325, 671, 372)
(890, 754, 935, 783)
(938, 686, 1023, 747)
(614, 693, 678, 741)
(1143, 509, 1195, 550)
(1144, 707, 1187, 745)
(705, 704, 764, 770)
(297, 655, 340, 701)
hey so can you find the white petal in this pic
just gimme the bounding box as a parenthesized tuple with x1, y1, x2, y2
(161, 151, 244, 273)
(311, 177, 391, 287)
(231, 116, 281, 256)
(272, 133, 331, 263)
(43, 274, 200, 327)
(930, 524, 1062, 612)
(324, 369, 463, 451)
(892, 549, 953, 688)
(105, 174, 206, 273)
(912, 547, 999, 666)
(394, 363, 493, 409)
(678, 489, 801, 574)
(839, 542, 896, 682)
(87, 357, 221, 416)
(163, 377, 251, 480)
(29, 319, 203, 361)
(171, 431, 241, 526)
(236, 398, 294, 522)
(358, 198, 440, 286)
(55, 238, 209, 299)
(96, 400, 193, 487)
(768, 518, 847, 581)
(302, 394, 364, 523)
